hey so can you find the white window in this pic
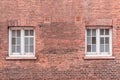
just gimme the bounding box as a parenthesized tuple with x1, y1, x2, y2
(9, 28, 35, 58)
(86, 28, 112, 56)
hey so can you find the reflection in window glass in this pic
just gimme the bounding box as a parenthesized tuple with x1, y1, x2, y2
(100, 45, 104, 52)
(100, 38, 104, 44)
(92, 29, 96, 37)
(105, 37, 109, 44)
(100, 29, 104, 35)
(92, 45, 96, 52)
(92, 37, 96, 44)
(87, 45, 91, 52)
(105, 29, 109, 35)
(87, 37, 91, 44)
(87, 29, 91, 36)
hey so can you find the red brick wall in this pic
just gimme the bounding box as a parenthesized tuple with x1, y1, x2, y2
(0, 0, 120, 80)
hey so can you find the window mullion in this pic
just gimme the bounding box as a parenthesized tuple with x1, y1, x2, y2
(97, 29, 100, 55)
(21, 30, 24, 55)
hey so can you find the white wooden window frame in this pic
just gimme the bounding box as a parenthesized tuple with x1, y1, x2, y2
(9, 28, 35, 58)
(85, 28, 112, 57)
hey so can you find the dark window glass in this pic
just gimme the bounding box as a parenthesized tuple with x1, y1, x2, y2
(87, 45, 91, 52)
(100, 37, 104, 44)
(105, 29, 109, 35)
(87, 29, 91, 36)
(100, 29, 104, 35)
(92, 37, 96, 44)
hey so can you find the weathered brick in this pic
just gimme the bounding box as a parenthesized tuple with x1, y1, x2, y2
(0, 0, 120, 80)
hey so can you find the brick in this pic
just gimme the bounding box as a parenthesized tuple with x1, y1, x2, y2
(0, 0, 120, 80)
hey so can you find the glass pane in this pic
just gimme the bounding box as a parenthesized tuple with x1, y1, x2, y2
(100, 29, 104, 35)
(92, 29, 96, 37)
(92, 45, 96, 52)
(25, 30, 29, 36)
(12, 45, 15, 52)
(105, 29, 109, 35)
(100, 45, 104, 52)
(30, 30, 34, 36)
(25, 38, 29, 45)
(17, 46, 21, 53)
(12, 38, 16, 45)
(105, 45, 109, 52)
(12, 30, 16, 37)
(30, 38, 34, 45)
(87, 29, 91, 36)
(17, 30, 21, 37)
(100, 37, 104, 44)
(17, 38, 20, 45)
(25, 46, 28, 52)
(87, 37, 91, 44)
(105, 37, 109, 44)
(30, 46, 33, 53)
(92, 37, 96, 44)
(87, 45, 91, 52)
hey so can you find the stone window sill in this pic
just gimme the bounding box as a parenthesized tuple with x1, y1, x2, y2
(84, 56, 115, 60)
(6, 56, 37, 60)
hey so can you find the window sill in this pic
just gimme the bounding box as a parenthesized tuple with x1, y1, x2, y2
(6, 56, 37, 60)
(84, 56, 115, 60)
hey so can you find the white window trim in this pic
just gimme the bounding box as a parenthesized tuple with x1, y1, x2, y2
(8, 28, 36, 59)
(85, 28, 113, 57)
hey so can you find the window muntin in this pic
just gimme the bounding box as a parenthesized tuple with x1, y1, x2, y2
(86, 28, 112, 56)
(9, 29, 35, 57)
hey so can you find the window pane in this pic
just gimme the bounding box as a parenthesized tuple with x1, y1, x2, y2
(30, 46, 34, 53)
(17, 30, 21, 37)
(12, 38, 16, 45)
(12, 45, 15, 52)
(92, 37, 96, 44)
(92, 29, 96, 37)
(105, 45, 109, 52)
(25, 30, 29, 36)
(100, 45, 104, 52)
(12, 30, 16, 37)
(17, 38, 20, 45)
(30, 30, 34, 36)
(100, 29, 104, 35)
(17, 46, 21, 53)
(87, 37, 91, 44)
(105, 37, 109, 44)
(105, 29, 109, 35)
(25, 46, 28, 52)
(25, 38, 29, 45)
(87, 29, 91, 36)
(92, 45, 96, 52)
(87, 45, 91, 52)
(30, 38, 34, 45)
(100, 37, 104, 44)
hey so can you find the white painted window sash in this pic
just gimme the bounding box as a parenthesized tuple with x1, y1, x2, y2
(21, 29, 24, 55)
(86, 28, 112, 56)
(97, 29, 100, 55)
(9, 28, 35, 57)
